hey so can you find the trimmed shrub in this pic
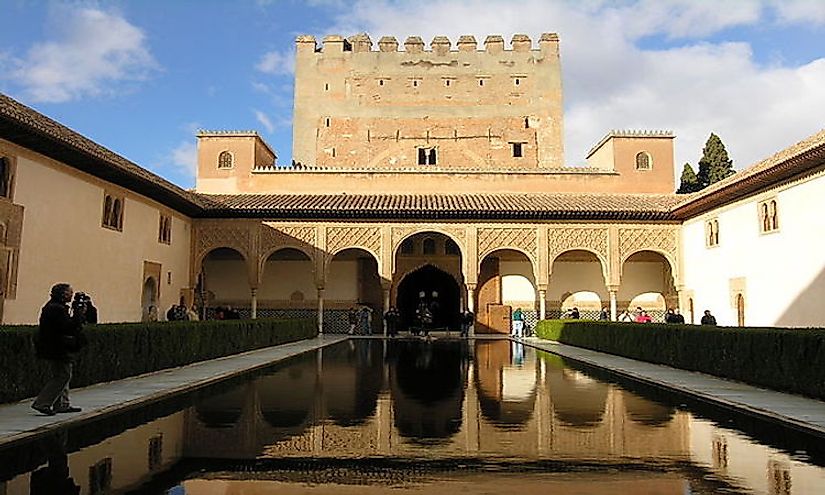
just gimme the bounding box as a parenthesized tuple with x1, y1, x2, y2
(535, 320, 825, 400)
(0, 318, 316, 404)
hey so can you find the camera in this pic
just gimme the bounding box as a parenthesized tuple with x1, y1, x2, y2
(72, 291, 90, 315)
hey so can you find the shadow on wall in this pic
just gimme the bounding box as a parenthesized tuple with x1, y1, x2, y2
(775, 264, 825, 327)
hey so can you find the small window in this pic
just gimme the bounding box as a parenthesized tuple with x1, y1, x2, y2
(324, 83, 329, 91)
(217, 151, 233, 169)
(158, 214, 172, 244)
(478, 78, 485, 87)
(635, 151, 652, 170)
(706, 219, 719, 247)
(511, 142, 524, 158)
(759, 199, 779, 233)
(418, 147, 437, 166)
(409, 78, 421, 88)
(0, 156, 12, 198)
(524, 117, 530, 129)
(331, 148, 336, 158)
(400, 239, 414, 255)
(89, 458, 113, 495)
(379, 79, 385, 86)
(324, 117, 330, 127)
(514, 78, 521, 86)
(444, 79, 452, 87)
(422, 238, 436, 255)
(102, 193, 124, 231)
(148, 435, 163, 471)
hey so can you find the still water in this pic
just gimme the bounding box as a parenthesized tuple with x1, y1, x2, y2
(2, 339, 825, 494)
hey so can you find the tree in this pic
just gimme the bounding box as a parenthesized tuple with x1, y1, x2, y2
(696, 133, 735, 188)
(677, 163, 701, 194)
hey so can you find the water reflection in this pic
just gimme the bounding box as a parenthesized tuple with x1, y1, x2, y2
(2, 340, 825, 495)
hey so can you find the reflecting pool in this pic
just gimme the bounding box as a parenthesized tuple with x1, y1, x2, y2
(2, 339, 825, 494)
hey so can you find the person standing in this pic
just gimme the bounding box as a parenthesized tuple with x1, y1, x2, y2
(384, 307, 399, 337)
(32, 283, 86, 416)
(460, 310, 474, 338)
(512, 307, 524, 338)
(347, 307, 358, 335)
(701, 310, 717, 325)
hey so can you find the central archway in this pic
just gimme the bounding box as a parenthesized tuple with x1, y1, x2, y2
(397, 265, 461, 331)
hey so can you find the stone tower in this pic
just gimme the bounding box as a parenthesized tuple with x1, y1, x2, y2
(292, 33, 565, 170)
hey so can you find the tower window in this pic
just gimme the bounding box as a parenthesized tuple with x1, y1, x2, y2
(418, 147, 437, 166)
(324, 117, 330, 127)
(635, 151, 652, 170)
(511, 142, 524, 158)
(444, 79, 452, 87)
(379, 79, 385, 86)
(759, 199, 779, 233)
(514, 78, 521, 86)
(324, 83, 329, 91)
(478, 79, 485, 87)
(217, 151, 233, 169)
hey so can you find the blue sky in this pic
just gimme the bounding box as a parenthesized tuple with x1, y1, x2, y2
(1, 0, 824, 189)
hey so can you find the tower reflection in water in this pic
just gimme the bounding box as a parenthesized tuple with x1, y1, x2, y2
(3, 340, 825, 494)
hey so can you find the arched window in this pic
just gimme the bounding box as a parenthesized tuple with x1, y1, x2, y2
(422, 238, 436, 255)
(445, 239, 460, 255)
(712, 219, 719, 245)
(769, 200, 779, 230)
(112, 199, 122, 230)
(635, 151, 652, 170)
(400, 239, 414, 255)
(103, 195, 113, 227)
(217, 151, 233, 169)
(736, 294, 745, 326)
(761, 203, 770, 232)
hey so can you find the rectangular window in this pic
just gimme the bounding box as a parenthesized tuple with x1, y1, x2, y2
(102, 193, 124, 231)
(418, 147, 437, 166)
(758, 199, 779, 233)
(0, 155, 14, 199)
(511, 142, 524, 158)
(148, 435, 163, 471)
(89, 458, 112, 495)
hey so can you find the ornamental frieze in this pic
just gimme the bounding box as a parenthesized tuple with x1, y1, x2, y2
(391, 225, 467, 252)
(326, 226, 382, 257)
(260, 224, 317, 255)
(477, 227, 537, 260)
(547, 227, 608, 261)
(618, 227, 679, 262)
(195, 225, 251, 261)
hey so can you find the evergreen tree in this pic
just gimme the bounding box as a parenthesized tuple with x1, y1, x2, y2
(677, 163, 701, 194)
(696, 133, 735, 188)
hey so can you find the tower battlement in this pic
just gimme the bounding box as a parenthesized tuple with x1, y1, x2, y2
(296, 33, 559, 54)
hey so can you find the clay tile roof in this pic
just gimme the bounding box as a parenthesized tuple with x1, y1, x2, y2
(198, 193, 682, 220)
(0, 93, 205, 215)
(672, 129, 825, 218)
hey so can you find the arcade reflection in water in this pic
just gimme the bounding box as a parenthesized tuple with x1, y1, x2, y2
(3, 340, 825, 494)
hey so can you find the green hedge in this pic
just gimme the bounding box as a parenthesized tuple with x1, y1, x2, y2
(0, 318, 316, 404)
(535, 320, 825, 400)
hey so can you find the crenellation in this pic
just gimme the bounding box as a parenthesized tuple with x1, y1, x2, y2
(484, 35, 505, 54)
(457, 35, 477, 52)
(322, 34, 346, 53)
(404, 36, 425, 53)
(511, 34, 532, 52)
(431, 36, 451, 56)
(378, 36, 399, 52)
(349, 33, 372, 52)
(295, 35, 317, 53)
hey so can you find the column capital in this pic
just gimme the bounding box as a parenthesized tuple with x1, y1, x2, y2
(537, 284, 548, 293)
(606, 285, 619, 293)
(466, 282, 477, 291)
(380, 279, 392, 290)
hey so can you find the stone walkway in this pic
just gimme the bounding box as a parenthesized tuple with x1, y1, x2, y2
(521, 337, 825, 438)
(0, 335, 346, 448)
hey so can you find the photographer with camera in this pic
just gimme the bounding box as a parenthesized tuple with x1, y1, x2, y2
(32, 283, 88, 416)
(72, 291, 97, 324)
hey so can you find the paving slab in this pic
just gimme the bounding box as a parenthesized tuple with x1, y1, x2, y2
(0, 335, 346, 448)
(522, 337, 825, 437)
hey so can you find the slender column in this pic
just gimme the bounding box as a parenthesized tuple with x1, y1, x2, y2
(250, 287, 258, 319)
(538, 288, 547, 320)
(317, 287, 325, 334)
(381, 281, 391, 336)
(466, 283, 476, 337)
(608, 285, 618, 321)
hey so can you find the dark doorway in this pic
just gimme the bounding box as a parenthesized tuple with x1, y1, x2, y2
(397, 265, 461, 331)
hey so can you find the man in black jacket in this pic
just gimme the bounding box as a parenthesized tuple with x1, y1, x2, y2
(32, 283, 86, 416)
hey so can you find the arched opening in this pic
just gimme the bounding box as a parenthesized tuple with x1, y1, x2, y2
(321, 340, 384, 426)
(475, 340, 536, 428)
(548, 250, 606, 319)
(623, 391, 675, 427)
(477, 249, 536, 334)
(260, 248, 315, 320)
(560, 291, 603, 319)
(194, 388, 245, 428)
(393, 232, 464, 332)
(619, 251, 676, 323)
(397, 265, 461, 331)
(327, 248, 382, 334)
(546, 367, 609, 428)
(737, 293, 745, 326)
(141, 276, 158, 322)
(258, 355, 317, 428)
(201, 247, 248, 319)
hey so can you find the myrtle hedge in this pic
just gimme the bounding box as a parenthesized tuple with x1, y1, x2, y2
(535, 320, 825, 400)
(0, 318, 316, 404)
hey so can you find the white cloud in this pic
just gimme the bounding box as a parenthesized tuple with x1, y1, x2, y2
(254, 110, 276, 133)
(255, 49, 295, 75)
(8, 7, 158, 103)
(169, 140, 198, 180)
(771, 0, 825, 25)
(319, 0, 825, 174)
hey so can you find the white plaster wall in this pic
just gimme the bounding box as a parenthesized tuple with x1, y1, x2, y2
(4, 151, 192, 323)
(500, 260, 536, 305)
(682, 171, 825, 327)
(260, 260, 316, 301)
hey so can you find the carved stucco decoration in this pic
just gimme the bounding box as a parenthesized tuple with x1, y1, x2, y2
(391, 225, 467, 254)
(477, 227, 537, 262)
(195, 225, 252, 263)
(618, 227, 679, 272)
(260, 224, 317, 258)
(326, 226, 382, 259)
(547, 227, 608, 262)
